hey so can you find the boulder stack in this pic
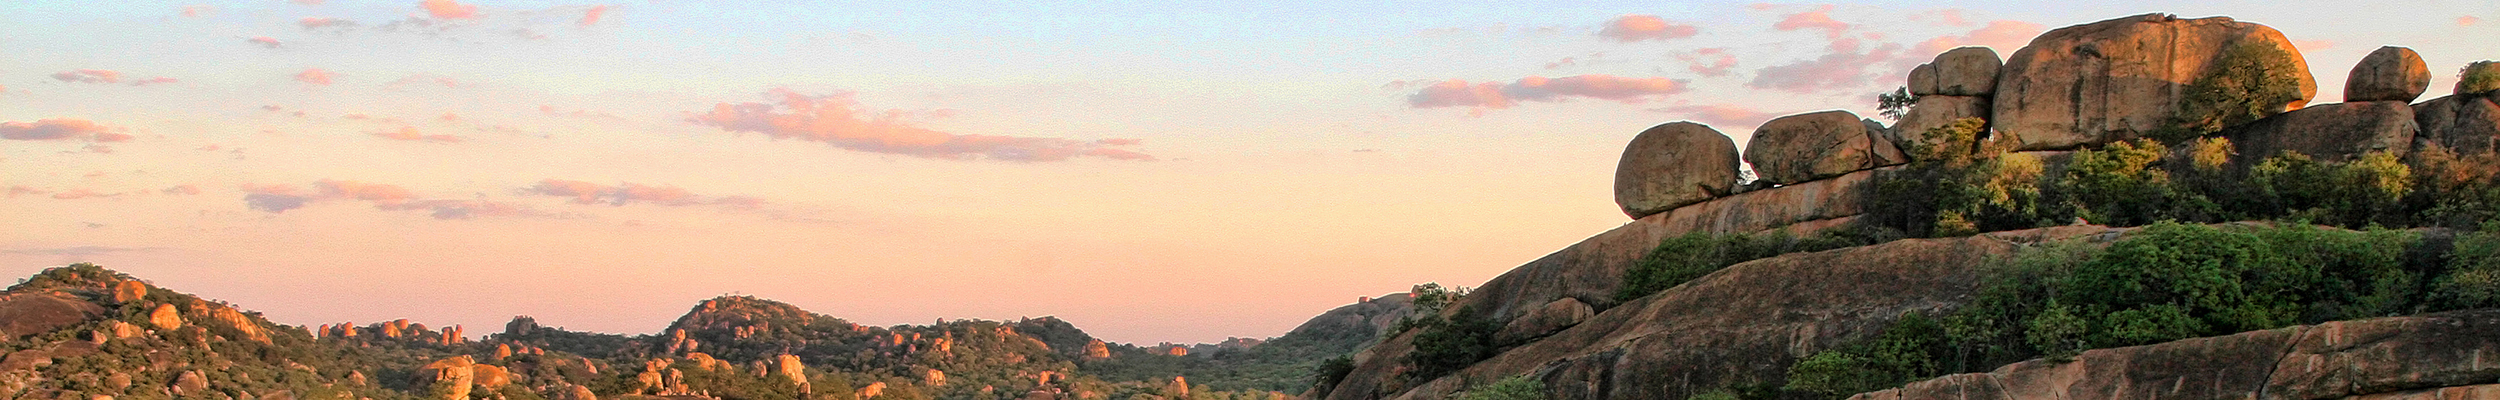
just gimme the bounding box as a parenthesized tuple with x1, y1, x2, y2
(2345, 46, 2431, 102)
(1613, 122, 1740, 218)
(1744, 110, 1905, 185)
(1993, 13, 2315, 150)
(2414, 94, 2500, 156)
(1896, 47, 2004, 156)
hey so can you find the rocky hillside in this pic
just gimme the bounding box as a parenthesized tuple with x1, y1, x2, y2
(1318, 12, 2500, 400)
(0, 263, 1410, 400)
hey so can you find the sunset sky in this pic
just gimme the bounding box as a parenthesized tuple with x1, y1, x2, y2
(3, 0, 2492, 345)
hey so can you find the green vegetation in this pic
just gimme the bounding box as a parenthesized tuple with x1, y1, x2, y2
(1782, 221, 2499, 398)
(1876, 86, 1918, 121)
(1615, 231, 1861, 302)
(1865, 117, 2041, 237)
(1401, 307, 1501, 384)
(2460, 61, 2500, 95)
(2170, 41, 2308, 140)
(1454, 375, 1547, 400)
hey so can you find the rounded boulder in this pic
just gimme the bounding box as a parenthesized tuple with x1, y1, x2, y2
(2345, 46, 2430, 102)
(1744, 110, 1906, 185)
(1933, 47, 2004, 96)
(1614, 122, 1739, 219)
(1993, 14, 2315, 150)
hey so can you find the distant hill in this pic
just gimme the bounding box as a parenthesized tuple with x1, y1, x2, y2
(0, 263, 1405, 400)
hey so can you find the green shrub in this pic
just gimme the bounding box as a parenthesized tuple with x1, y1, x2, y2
(1615, 232, 1858, 301)
(2171, 41, 2307, 139)
(1455, 374, 1547, 400)
(2252, 151, 2412, 227)
(2055, 139, 2182, 226)
(1782, 313, 1946, 397)
(2438, 222, 2500, 308)
(1310, 356, 1355, 396)
(2460, 61, 2500, 95)
(1402, 308, 1502, 384)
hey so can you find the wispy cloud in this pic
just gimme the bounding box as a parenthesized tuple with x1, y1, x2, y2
(686, 89, 1156, 162)
(580, 5, 612, 26)
(1677, 48, 1738, 77)
(242, 180, 549, 219)
(1649, 104, 1782, 129)
(248, 36, 284, 48)
(1405, 75, 1689, 115)
(51, 70, 123, 84)
(2, 119, 130, 142)
(523, 179, 757, 208)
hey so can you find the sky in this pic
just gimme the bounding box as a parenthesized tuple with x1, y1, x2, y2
(1, 0, 2492, 345)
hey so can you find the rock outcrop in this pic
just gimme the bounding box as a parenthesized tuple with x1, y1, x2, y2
(1492, 298, 1591, 344)
(773, 354, 806, 386)
(2223, 101, 2416, 161)
(1993, 13, 2315, 150)
(1849, 309, 2500, 400)
(0, 293, 106, 339)
(2460, 61, 2500, 96)
(110, 281, 147, 304)
(1931, 47, 2003, 96)
(1457, 167, 1885, 324)
(1745, 110, 1906, 185)
(1320, 226, 2117, 400)
(148, 304, 183, 330)
(1613, 122, 1740, 218)
(2413, 95, 2500, 156)
(420, 356, 478, 400)
(2346, 46, 2431, 102)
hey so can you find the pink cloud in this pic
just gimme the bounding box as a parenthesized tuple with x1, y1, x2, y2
(295, 68, 337, 85)
(1596, 15, 1699, 42)
(686, 89, 1157, 162)
(128, 77, 179, 86)
(51, 70, 122, 84)
(1406, 74, 1690, 113)
(245, 180, 541, 219)
(248, 36, 283, 48)
(1094, 138, 1144, 146)
(370, 126, 463, 143)
(581, 5, 611, 26)
(1, 119, 123, 142)
(180, 5, 210, 18)
(1649, 104, 1782, 128)
(299, 17, 356, 30)
(1748, 42, 1906, 94)
(1774, 5, 1851, 39)
(1677, 48, 1739, 77)
(162, 185, 202, 195)
(1912, 20, 2045, 56)
(419, 0, 479, 19)
(8, 186, 46, 198)
(2462, 16, 2482, 26)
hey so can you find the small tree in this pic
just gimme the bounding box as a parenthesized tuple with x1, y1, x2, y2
(1877, 87, 1919, 121)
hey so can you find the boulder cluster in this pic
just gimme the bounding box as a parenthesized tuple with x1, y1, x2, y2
(1615, 13, 2497, 229)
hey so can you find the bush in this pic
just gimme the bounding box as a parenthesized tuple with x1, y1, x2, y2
(1310, 356, 1355, 396)
(2438, 222, 2500, 308)
(2252, 151, 2411, 227)
(1455, 374, 1547, 400)
(1782, 313, 1946, 397)
(1402, 308, 1502, 384)
(1615, 232, 1858, 301)
(2055, 139, 2181, 226)
(2171, 41, 2307, 139)
(2461, 61, 2500, 95)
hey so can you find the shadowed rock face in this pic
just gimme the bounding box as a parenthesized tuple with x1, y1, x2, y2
(1319, 226, 2123, 400)
(1994, 13, 2315, 151)
(1849, 309, 2500, 400)
(2346, 46, 2431, 103)
(2223, 101, 2417, 162)
(1614, 122, 1740, 219)
(0, 293, 105, 339)
(1894, 96, 1992, 157)
(1745, 110, 1906, 185)
(2415, 95, 2500, 157)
